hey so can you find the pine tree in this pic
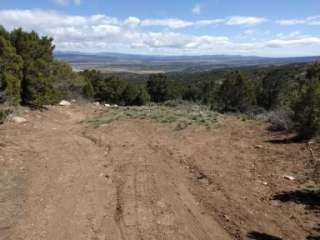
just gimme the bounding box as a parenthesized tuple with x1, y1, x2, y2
(0, 35, 23, 105)
(291, 63, 320, 139)
(10, 29, 57, 106)
(218, 72, 256, 112)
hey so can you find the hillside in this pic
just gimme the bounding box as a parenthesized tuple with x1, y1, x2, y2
(1, 104, 319, 240)
(55, 51, 320, 73)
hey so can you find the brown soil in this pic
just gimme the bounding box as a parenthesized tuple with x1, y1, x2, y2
(0, 104, 319, 240)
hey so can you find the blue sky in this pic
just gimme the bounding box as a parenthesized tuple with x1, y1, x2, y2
(1, 0, 320, 56)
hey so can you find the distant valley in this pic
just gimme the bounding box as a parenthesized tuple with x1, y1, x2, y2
(55, 51, 320, 73)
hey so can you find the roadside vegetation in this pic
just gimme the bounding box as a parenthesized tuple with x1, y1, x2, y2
(1, 25, 320, 140)
(86, 101, 219, 130)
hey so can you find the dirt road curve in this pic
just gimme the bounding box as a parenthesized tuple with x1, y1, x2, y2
(0, 105, 318, 240)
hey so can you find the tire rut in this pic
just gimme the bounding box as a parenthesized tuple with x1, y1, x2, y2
(2, 107, 231, 240)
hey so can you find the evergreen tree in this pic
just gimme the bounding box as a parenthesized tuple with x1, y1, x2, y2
(52, 61, 87, 100)
(82, 81, 94, 99)
(147, 74, 173, 103)
(134, 86, 150, 106)
(218, 71, 256, 112)
(123, 84, 150, 106)
(10, 28, 57, 106)
(291, 63, 320, 139)
(0, 35, 23, 105)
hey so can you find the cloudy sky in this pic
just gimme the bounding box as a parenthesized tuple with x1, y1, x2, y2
(1, 0, 320, 57)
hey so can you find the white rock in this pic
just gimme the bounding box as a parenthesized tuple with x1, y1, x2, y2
(59, 100, 71, 106)
(254, 145, 263, 149)
(12, 116, 27, 124)
(112, 104, 119, 107)
(284, 175, 295, 181)
(104, 104, 111, 107)
(94, 102, 100, 106)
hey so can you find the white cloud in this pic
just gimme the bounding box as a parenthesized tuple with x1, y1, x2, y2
(277, 16, 320, 26)
(141, 18, 194, 29)
(140, 16, 267, 29)
(0, 9, 319, 56)
(53, 0, 81, 6)
(192, 4, 201, 15)
(124, 17, 141, 27)
(195, 19, 225, 26)
(226, 16, 268, 26)
(266, 37, 320, 48)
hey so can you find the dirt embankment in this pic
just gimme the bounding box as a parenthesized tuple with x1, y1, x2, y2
(0, 105, 319, 240)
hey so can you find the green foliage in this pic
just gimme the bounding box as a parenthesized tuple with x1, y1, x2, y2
(10, 28, 57, 106)
(96, 76, 128, 104)
(218, 72, 257, 113)
(122, 84, 139, 105)
(0, 26, 10, 41)
(258, 70, 286, 110)
(0, 35, 23, 105)
(0, 108, 12, 124)
(147, 74, 176, 102)
(51, 61, 87, 100)
(182, 84, 202, 102)
(291, 63, 320, 139)
(81, 69, 150, 106)
(134, 86, 150, 106)
(83, 80, 94, 99)
(123, 84, 150, 106)
(87, 103, 218, 130)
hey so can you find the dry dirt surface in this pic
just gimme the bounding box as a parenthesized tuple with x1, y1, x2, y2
(0, 104, 319, 240)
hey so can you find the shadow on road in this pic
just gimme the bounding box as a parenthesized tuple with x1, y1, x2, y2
(247, 231, 282, 240)
(266, 136, 301, 144)
(273, 190, 320, 240)
(273, 190, 320, 211)
(306, 224, 320, 240)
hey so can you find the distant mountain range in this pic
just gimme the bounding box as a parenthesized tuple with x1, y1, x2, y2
(54, 51, 320, 73)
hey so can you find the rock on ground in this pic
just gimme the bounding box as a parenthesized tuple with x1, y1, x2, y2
(59, 100, 71, 106)
(11, 116, 27, 124)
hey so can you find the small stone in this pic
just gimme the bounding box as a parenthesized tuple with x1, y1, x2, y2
(59, 100, 71, 106)
(284, 175, 296, 181)
(12, 116, 27, 124)
(223, 215, 230, 221)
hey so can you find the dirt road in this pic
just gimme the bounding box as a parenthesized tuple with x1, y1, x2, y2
(0, 105, 319, 240)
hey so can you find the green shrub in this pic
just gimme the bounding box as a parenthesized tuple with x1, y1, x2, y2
(0, 108, 12, 124)
(52, 61, 87, 100)
(267, 108, 294, 132)
(147, 74, 175, 103)
(93, 75, 128, 104)
(132, 86, 150, 106)
(82, 80, 94, 99)
(87, 103, 218, 130)
(291, 63, 320, 139)
(10, 28, 58, 106)
(0, 35, 23, 105)
(258, 70, 286, 110)
(218, 71, 256, 113)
